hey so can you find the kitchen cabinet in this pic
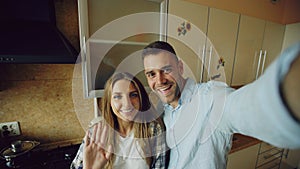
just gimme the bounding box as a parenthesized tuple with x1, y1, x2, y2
(227, 143, 260, 169)
(282, 22, 300, 52)
(202, 8, 239, 84)
(231, 15, 265, 86)
(77, 0, 168, 98)
(167, 2, 285, 86)
(261, 21, 285, 70)
(167, 0, 208, 82)
(255, 142, 284, 169)
(231, 15, 285, 86)
(78, 0, 163, 47)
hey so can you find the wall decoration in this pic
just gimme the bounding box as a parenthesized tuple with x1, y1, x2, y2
(177, 21, 191, 36)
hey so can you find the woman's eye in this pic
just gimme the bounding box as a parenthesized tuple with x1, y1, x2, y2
(130, 92, 139, 98)
(113, 95, 122, 99)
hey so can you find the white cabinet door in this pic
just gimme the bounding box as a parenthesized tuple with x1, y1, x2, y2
(202, 8, 239, 85)
(231, 15, 265, 86)
(167, 0, 208, 82)
(227, 144, 260, 169)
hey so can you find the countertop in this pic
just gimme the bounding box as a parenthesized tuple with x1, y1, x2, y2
(1, 134, 259, 156)
(229, 133, 261, 154)
(37, 134, 259, 154)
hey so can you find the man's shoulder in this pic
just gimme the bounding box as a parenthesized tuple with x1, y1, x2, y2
(195, 80, 233, 94)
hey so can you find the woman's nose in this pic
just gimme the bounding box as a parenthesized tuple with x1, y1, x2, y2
(122, 95, 133, 107)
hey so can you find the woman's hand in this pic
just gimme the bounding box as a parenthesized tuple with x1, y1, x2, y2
(83, 122, 113, 169)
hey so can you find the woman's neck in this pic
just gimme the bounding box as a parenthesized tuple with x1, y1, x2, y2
(117, 120, 134, 137)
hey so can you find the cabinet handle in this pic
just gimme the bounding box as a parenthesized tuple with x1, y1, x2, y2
(81, 36, 89, 98)
(94, 98, 99, 117)
(260, 50, 267, 76)
(255, 50, 263, 79)
(207, 46, 213, 79)
(199, 45, 205, 82)
(82, 36, 87, 56)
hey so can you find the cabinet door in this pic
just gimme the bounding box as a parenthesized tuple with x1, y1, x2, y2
(167, 0, 208, 82)
(261, 21, 285, 72)
(202, 8, 239, 85)
(78, 0, 89, 49)
(227, 144, 260, 169)
(231, 15, 265, 86)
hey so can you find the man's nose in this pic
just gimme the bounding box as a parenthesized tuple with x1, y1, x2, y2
(156, 72, 167, 84)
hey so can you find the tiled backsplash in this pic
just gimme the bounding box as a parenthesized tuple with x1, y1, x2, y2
(0, 64, 94, 146)
(0, 0, 91, 147)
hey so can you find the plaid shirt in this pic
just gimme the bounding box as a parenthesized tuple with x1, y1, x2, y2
(70, 121, 169, 169)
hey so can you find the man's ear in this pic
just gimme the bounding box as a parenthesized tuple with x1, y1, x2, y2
(178, 60, 184, 75)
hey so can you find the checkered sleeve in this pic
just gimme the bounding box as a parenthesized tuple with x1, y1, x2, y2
(70, 141, 84, 169)
(150, 122, 169, 169)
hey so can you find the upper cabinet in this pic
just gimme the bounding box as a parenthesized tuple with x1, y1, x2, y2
(231, 15, 285, 86)
(167, 0, 208, 82)
(202, 8, 239, 84)
(261, 21, 285, 70)
(78, 0, 168, 98)
(78, 0, 165, 49)
(166, 1, 285, 86)
(77, 0, 288, 95)
(231, 15, 266, 86)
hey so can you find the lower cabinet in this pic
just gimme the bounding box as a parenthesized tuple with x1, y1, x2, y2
(227, 144, 260, 169)
(255, 142, 284, 169)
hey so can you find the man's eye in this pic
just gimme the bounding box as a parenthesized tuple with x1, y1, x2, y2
(163, 68, 172, 74)
(147, 72, 156, 79)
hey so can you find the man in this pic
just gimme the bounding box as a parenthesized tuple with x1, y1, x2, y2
(142, 41, 300, 169)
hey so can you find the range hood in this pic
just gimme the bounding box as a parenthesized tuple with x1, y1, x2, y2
(0, 0, 79, 64)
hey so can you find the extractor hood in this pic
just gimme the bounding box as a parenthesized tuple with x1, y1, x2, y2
(0, 0, 79, 64)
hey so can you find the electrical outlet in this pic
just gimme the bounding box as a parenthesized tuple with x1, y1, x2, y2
(0, 121, 21, 138)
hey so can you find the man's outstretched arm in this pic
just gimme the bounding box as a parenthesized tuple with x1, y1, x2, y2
(282, 52, 300, 122)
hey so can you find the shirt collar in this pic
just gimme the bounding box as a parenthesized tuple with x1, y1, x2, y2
(163, 78, 197, 110)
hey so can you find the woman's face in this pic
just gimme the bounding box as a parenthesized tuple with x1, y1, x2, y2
(111, 79, 140, 122)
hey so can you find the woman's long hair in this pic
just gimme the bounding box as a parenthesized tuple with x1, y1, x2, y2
(99, 72, 162, 168)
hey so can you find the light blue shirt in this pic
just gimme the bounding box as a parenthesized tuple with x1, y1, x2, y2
(163, 42, 300, 169)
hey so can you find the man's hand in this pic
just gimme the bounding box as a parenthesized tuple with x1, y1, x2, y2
(282, 53, 300, 122)
(83, 122, 113, 169)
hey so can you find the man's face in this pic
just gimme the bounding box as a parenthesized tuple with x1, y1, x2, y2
(143, 51, 184, 107)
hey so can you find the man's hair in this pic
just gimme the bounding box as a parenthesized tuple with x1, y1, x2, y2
(142, 41, 178, 61)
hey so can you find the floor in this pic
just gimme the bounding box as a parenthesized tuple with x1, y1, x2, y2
(280, 162, 297, 169)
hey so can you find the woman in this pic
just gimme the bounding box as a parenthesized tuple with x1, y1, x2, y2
(71, 72, 168, 169)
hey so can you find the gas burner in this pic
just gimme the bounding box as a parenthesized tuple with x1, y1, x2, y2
(0, 144, 80, 169)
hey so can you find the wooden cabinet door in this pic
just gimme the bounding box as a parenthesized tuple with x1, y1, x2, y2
(202, 8, 239, 85)
(261, 21, 285, 73)
(227, 144, 260, 169)
(167, 0, 208, 82)
(231, 15, 265, 86)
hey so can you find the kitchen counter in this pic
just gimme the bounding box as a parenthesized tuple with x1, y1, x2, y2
(33, 138, 83, 152)
(229, 133, 261, 154)
(34, 135, 259, 154)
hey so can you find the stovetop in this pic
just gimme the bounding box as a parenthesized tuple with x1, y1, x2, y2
(0, 143, 80, 169)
